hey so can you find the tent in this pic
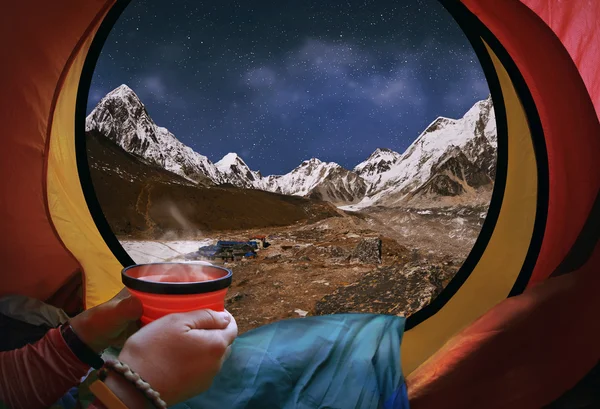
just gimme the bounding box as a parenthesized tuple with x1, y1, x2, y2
(0, 0, 598, 407)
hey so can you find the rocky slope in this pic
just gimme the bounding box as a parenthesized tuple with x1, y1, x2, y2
(85, 131, 341, 238)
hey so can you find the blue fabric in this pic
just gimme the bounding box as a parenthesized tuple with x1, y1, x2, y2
(384, 383, 410, 409)
(176, 313, 408, 409)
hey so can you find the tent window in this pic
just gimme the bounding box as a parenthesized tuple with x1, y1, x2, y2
(83, 0, 496, 333)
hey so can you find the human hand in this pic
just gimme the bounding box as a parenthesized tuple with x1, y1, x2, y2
(117, 309, 238, 406)
(70, 288, 143, 353)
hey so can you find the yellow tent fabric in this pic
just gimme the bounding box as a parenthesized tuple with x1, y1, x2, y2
(47, 11, 124, 310)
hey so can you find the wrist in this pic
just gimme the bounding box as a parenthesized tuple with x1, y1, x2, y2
(60, 322, 105, 369)
(70, 314, 107, 353)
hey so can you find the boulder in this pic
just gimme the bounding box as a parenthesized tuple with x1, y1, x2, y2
(352, 237, 382, 264)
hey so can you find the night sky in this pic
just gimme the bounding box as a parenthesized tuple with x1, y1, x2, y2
(88, 0, 489, 176)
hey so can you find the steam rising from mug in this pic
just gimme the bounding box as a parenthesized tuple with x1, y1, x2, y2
(136, 263, 216, 283)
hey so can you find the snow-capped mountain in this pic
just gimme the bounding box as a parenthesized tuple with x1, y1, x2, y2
(260, 159, 368, 205)
(354, 148, 403, 190)
(215, 153, 263, 189)
(86, 85, 226, 185)
(349, 96, 496, 208)
(87, 85, 496, 209)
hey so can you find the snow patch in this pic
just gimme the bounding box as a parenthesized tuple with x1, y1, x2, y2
(120, 240, 213, 264)
(215, 153, 243, 171)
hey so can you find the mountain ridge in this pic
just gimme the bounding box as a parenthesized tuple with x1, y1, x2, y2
(86, 84, 497, 209)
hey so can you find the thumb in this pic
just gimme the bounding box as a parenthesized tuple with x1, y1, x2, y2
(114, 295, 144, 322)
(181, 309, 231, 331)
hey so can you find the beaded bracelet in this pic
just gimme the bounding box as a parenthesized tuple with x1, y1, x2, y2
(98, 359, 168, 409)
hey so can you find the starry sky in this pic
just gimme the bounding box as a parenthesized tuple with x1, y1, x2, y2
(88, 0, 489, 176)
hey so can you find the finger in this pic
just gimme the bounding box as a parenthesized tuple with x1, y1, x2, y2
(181, 309, 231, 330)
(115, 294, 144, 321)
(220, 314, 238, 346)
(112, 319, 142, 346)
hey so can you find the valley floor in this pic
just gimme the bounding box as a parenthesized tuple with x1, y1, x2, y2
(119, 205, 487, 334)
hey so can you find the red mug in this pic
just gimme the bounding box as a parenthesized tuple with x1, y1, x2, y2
(122, 262, 232, 325)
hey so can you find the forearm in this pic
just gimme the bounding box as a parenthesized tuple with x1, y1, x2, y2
(0, 328, 90, 409)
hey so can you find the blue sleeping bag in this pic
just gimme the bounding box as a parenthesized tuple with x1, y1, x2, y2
(175, 313, 410, 409)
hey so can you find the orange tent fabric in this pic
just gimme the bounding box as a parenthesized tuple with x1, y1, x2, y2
(0, 1, 114, 301)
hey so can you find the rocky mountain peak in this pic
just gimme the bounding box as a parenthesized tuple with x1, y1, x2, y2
(86, 85, 224, 184)
(107, 84, 138, 99)
(96, 85, 148, 124)
(372, 147, 392, 155)
(354, 148, 402, 185)
(301, 158, 324, 167)
(342, 96, 497, 210)
(364, 147, 401, 162)
(423, 117, 458, 134)
(215, 152, 262, 187)
(216, 152, 244, 168)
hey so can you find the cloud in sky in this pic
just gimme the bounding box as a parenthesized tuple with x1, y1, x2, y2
(245, 67, 278, 88)
(131, 74, 189, 113)
(291, 39, 367, 76)
(442, 63, 489, 108)
(367, 78, 408, 106)
(242, 38, 426, 113)
(88, 86, 107, 106)
(141, 75, 167, 97)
